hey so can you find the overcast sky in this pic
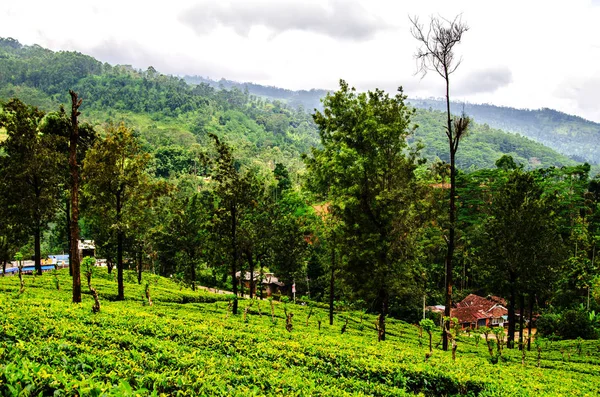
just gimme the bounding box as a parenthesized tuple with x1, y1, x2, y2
(1, 0, 600, 121)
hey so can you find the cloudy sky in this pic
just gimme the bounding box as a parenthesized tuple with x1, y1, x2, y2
(2, 0, 600, 121)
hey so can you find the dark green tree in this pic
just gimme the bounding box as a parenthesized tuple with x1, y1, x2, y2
(305, 80, 425, 341)
(0, 99, 65, 274)
(82, 123, 164, 300)
(210, 134, 257, 314)
(482, 170, 564, 347)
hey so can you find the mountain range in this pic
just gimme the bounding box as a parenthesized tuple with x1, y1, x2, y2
(0, 37, 596, 176)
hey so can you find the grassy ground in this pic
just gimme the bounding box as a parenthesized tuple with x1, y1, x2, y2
(0, 269, 599, 396)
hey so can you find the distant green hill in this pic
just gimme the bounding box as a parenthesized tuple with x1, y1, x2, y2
(411, 108, 577, 170)
(409, 98, 600, 165)
(0, 37, 583, 173)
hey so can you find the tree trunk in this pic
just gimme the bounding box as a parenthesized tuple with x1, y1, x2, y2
(378, 288, 388, 342)
(69, 90, 82, 303)
(259, 266, 264, 299)
(137, 248, 142, 285)
(519, 294, 525, 350)
(528, 293, 534, 351)
(231, 206, 238, 314)
(66, 198, 72, 276)
(2, 259, 6, 276)
(443, 74, 455, 352)
(329, 243, 335, 326)
(239, 263, 244, 298)
(34, 222, 42, 275)
(248, 252, 254, 299)
(507, 281, 516, 348)
(190, 256, 196, 291)
(117, 230, 124, 300)
(116, 192, 124, 300)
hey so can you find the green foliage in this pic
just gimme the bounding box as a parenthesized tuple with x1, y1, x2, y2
(411, 108, 577, 170)
(0, 270, 600, 396)
(82, 256, 96, 281)
(538, 310, 598, 340)
(537, 313, 562, 339)
(306, 80, 426, 339)
(0, 99, 66, 273)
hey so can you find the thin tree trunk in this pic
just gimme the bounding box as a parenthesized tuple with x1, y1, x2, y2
(378, 288, 388, 342)
(329, 241, 335, 326)
(116, 193, 124, 301)
(507, 281, 516, 348)
(239, 263, 244, 298)
(248, 252, 254, 299)
(519, 294, 525, 350)
(2, 259, 6, 276)
(231, 206, 238, 314)
(69, 90, 82, 303)
(34, 222, 42, 275)
(66, 198, 72, 276)
(137, 248, 142, 285)
(443, 74, 455, 352)
(259, 266, 264, 299)
(528, 293, 534, 351)
(190, 255, 196, 291)
(117, 231, 124, 300)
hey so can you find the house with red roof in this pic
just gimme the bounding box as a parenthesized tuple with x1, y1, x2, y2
(451, 294, 509, 329)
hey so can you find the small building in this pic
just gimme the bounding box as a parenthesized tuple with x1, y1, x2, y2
(78, 240, 95, 260)
(235, 271, 286, 297)
(451, 294, 509, 329)
(48, 255, 70, 268)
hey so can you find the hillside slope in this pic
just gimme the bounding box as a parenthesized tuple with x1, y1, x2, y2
(409, 98, 600, 164)
(0, 270, 599, 396)
(0, 37, 582, 172)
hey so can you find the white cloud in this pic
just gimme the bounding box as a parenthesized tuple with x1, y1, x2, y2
(0, 0, 599, 121)
(179, 0, 390, 41)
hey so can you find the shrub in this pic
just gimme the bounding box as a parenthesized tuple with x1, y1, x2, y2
(537, 313, 561, 338)
(559, 310, 597, 340)
(537, 310, 598, 340)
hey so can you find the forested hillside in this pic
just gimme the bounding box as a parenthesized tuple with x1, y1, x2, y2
(0, 37, 579, 173)
(410, 98, 600, 164)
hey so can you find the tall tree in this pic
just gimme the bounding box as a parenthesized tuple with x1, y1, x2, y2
(305, 80, 424, 341)
(82, 123, 161, 300)
(410, 15, 469, 351)
(69, 90, 83, 303)
(154, 189, 212, 290)
(482, 170, 563, 347)
(210, 134, 257, 314)
(0, 99, 64, 274)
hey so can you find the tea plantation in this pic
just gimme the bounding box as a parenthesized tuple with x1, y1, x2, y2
(0, 270, 599, 396)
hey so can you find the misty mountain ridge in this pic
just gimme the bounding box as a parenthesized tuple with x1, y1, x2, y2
(183, 75, 600, 165)
(0, 37, 590, 173)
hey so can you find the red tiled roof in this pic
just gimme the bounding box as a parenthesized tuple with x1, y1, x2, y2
(489, 306, 508, 318)
(455, 294, 496, 311)
(452, 306, 490, 324)
(488, 295, 507, 306)
(452, 294, 508, 324)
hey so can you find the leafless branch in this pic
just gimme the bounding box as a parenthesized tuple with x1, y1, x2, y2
(409, 14, 469, 81)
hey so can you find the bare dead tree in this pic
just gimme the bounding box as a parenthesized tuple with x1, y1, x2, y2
(69, 90, 83, 304)
(410, 14, 469, 351)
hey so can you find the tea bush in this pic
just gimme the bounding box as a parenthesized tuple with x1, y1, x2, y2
(0, 269, 599, 396)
